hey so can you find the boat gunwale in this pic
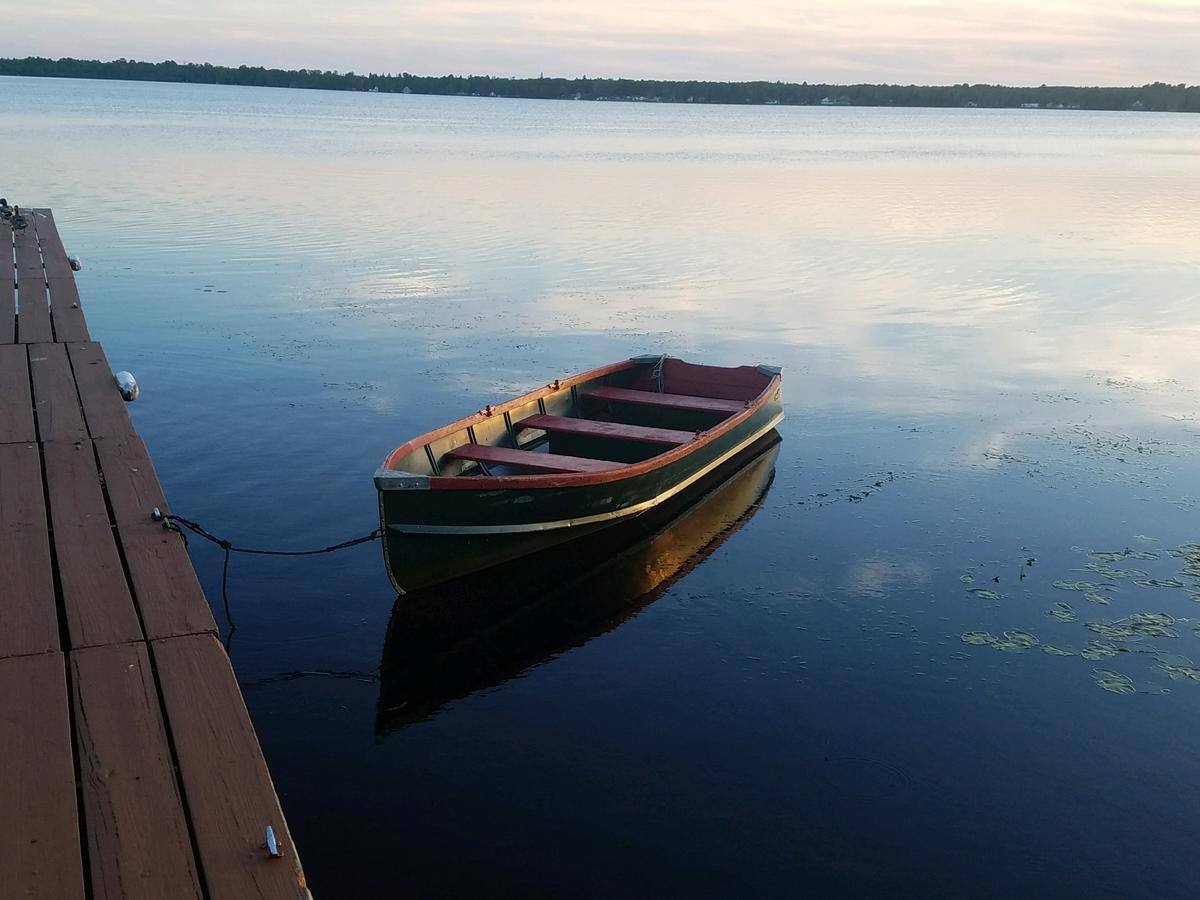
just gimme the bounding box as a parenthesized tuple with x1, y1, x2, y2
(380, 358, 781, 491)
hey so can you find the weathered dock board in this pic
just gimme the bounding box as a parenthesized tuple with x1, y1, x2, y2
(1, 209, 310, 898)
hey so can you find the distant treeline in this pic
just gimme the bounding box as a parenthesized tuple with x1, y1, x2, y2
(2, 56, 1197, 113)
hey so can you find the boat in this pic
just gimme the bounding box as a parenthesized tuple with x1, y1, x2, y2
(376, 432, 781, 731)
(375, 355, 784, 592)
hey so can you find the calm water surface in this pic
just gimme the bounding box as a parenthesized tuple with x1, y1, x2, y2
(4, 76, 1200, 897)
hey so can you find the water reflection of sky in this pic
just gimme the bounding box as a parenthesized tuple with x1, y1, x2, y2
(5, 76, 1200, 897)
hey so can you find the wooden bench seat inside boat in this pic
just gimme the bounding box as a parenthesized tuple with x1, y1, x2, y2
(516, 414, 696, 447)
(586, 386, 747, 415)
(446, 443, 626, 474)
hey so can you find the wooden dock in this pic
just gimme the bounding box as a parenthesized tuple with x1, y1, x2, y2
(1, 208, 310, 898)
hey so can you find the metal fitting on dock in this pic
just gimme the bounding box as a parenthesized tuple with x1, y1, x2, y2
(113, 371, 139, 401)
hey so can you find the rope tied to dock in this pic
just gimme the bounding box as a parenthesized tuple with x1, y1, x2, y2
(151, 508, 381, 640)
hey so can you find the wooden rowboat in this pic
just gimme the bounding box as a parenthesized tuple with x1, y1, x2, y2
(375, 355, 784, 592)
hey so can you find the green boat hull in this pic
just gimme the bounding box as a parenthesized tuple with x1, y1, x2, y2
(379, 395, 783, 593)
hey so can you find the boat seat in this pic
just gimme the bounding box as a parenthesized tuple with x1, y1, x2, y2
(586, 386, 747, 415)
(516, 414, 696, 447)
(446, 443, 625, 475)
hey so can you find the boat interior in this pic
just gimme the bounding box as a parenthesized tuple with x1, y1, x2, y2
(383, 357, 779, 479)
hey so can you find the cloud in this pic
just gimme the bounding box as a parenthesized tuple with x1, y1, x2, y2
(1, 0, 1196, 84)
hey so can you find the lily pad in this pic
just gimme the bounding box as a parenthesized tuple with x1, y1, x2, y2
(1081, 641, 1120, 660)
(1157, 663, 1200, 683)
(1047, 602, 1077, 623)
(992, 629, 1039, 651)
(1041, 644, 1076, 656)
(1054, 580, 1106, 592)
(960, 631, 996, 646)
(1086, 612, 1177, 640)
(968, 588, 1004, 601)
(1092, 668, 1136, 694)
(1082, 563, 1147, 579)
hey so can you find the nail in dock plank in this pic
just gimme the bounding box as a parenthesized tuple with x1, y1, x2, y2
(72, 642, 204, 899)
(154, 633, 310, 899)
(0, 652, 86, 899)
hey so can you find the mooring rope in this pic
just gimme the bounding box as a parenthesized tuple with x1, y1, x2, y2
(153, 509, 381, 640)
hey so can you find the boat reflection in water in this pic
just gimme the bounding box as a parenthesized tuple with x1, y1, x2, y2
(376, 430, 781, 733)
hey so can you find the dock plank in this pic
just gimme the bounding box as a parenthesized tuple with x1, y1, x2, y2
(69, 342, 135, 439)
(13, 219, 52, 343)
(32, 208, 76, 280)
(30, 342, 87, 442)
(96, 434, 217, 640)
(0, 344, 35, 443)
(0, 652, 86, 899)
(154, 633, 309, 899)
(43, 440, 143, 649)
(0, 442, 59, 658)
(0, 221, 13, 343)
(72, 642, 204, 900)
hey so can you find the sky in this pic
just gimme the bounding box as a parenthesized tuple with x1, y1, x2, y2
(1, 0, 1197, 85)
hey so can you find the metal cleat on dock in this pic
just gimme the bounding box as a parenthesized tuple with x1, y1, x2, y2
(113, 370, 139, 401)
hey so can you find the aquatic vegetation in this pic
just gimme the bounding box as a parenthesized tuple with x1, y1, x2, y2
(992, 630, 1039, 651)
(961, 631, 996, 646)
(1086, 612, 1177, 640)
(959, 574, 974, 583)
(960, 629, 1038, 651)
(1041, 645, 1076, 656)
(1047, 602, 1077, 623)
(1054, 580, 1107, 593)
(1088, 549, 1158, 562)
(1084, 592, 1111, 605)
(968, 588, 1003, 601)
(1156, 662, 1200, 683)
(1134, 578, 1185, 589)
(1082, 563, 1147, 579)
(1081, 641, 1121, 660)
(1091, 668, 1136, 695)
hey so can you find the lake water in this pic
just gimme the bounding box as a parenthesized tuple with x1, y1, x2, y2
(4, 75, 1200, 897)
